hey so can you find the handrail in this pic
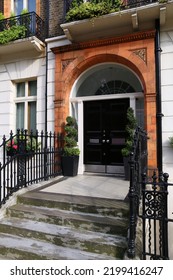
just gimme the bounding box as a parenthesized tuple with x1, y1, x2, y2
(127, 126, 148, 258)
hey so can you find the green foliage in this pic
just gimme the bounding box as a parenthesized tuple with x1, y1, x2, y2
(0, 10, 30, 45)
(64, 136, 77, 147)
(169, 137, 173, 148)
(63, 146, 80, 156)
(121, 107, 137, 157)
(10, 12, 16, 17)
(6, 135, 38, 153)
(66, 0, 121, 22)
(0, 25, 27, 44)
(63, 116, 80, 156)
(21, 9, 29, 15)
(0, 12, 5, 20)
(64, 125, 78, 137)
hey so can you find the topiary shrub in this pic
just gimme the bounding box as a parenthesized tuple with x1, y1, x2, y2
(63, 116, 80, 156)
(121, 107, 137, 157)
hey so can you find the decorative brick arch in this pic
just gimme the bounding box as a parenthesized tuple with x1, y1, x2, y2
(63, 53, 146, 98)
(52, 30, 156, 168)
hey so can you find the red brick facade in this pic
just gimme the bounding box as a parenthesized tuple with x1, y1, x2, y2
(2, 1, 157, 169)
(52, 30, 157, 169)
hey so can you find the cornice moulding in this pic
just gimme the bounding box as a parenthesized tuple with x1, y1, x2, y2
(51, 30, 156, 54)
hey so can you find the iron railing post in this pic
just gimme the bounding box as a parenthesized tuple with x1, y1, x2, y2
(141, 172, 147, 259)
(127, 151, 136, 258)
(162, 172, 169, 259)
(44, 131, 48, 181)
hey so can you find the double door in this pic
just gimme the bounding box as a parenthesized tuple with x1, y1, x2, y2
(84, 99, 129, 173)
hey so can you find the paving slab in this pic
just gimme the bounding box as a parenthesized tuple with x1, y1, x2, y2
(41, 174, 129, 200)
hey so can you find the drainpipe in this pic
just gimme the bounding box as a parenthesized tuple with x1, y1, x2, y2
(45, 44, 48, 134)
(44, 0, 49, 134)
(44, 0, 49, 180)
(155, 19, 163, 178)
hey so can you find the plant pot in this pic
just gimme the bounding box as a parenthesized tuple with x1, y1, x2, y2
(123, 156, 130, 181)
(61, 155, 79, 176)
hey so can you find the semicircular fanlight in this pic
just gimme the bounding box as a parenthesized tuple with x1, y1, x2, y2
(95, 80, 135, 95)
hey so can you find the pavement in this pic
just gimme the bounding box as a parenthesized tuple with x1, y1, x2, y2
(41, 173, 130, 201)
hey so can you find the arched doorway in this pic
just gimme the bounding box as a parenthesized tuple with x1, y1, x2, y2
(70, 63, 144, 174)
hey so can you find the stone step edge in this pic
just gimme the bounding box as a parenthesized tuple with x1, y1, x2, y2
(0, 218, 127, 258)
(0, 233, 116, 260)
(0, 217, 127, 247)
(7, 203, 129, 227)
(17, 191, 129, 212)
(7, 203, 128, 236)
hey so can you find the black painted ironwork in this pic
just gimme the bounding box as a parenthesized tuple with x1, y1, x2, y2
(127, 127, 173, 259)
(0, 129, 63, 207)
(127, 126, 148, 258)
(0, 12, 45, 42)
(141, 172, 173, 260)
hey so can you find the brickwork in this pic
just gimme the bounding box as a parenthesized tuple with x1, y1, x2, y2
(0, 0, 4, 13)
(49, 0, 64, 37)
(1, 0, 64, 37)
(3, 0, 11, 17)
(52, 31, 157, 169)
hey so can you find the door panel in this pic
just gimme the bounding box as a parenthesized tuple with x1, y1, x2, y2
(84, 99, 129, 173)
(84, 102, 103, 165)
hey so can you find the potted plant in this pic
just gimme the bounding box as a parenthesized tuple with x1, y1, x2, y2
(121, 107, 137, 180)
(61, 116, 80, 176)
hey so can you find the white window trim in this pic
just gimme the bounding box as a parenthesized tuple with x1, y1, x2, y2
(14, 81, 37, 130)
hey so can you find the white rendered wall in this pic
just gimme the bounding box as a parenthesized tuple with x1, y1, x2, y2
(161, 30, 173, 182)
(161, 29, 173, 260)
(0, 57, 45, 138)
(46, 44, 56, 133)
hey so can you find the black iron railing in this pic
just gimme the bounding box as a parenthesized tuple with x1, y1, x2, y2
(0, 12, 45, 42)
(127, 127, 173, 259)
(127, 126, 148, 258)
(141, 171, 173, 260)
(0, 129, 63, 207)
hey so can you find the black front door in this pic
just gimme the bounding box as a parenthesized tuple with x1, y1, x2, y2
(84, 99, 129, 173)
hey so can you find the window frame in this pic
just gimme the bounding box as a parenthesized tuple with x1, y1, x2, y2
(12, 0, 36, 15)
(14, 80, 37, 131)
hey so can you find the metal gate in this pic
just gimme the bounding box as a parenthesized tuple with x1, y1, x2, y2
(140, 172, 173, 259)
(127, 127, 173, 260)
